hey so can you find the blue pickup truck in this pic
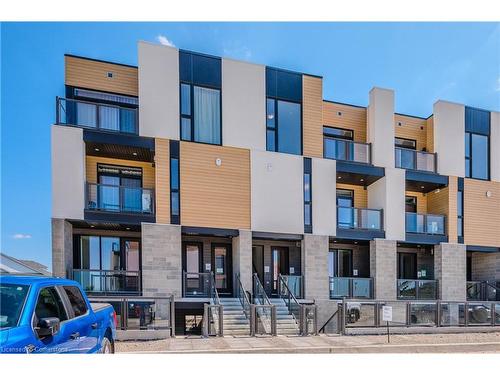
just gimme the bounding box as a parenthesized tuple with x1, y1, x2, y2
(0, 275, 116, 354)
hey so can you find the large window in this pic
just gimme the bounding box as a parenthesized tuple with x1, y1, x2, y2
(170, 140, 180, 224)
(179, 51, 222, 145)
(465, 107, 490, 180)
(266, 67, 302, 155)
(303, 158, 312, 233)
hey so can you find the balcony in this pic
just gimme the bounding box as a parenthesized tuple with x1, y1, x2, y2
(73, 269, 141, 295)
(397, 279, 439, 300)
(86, 182, 154, 215)
(56, 97, 138, 135)
(329, 277, 373, 299)
(395, 147, 436, 173)
(336, 206, 384, 240)
(405, 212, 447, 244)
(467, 281, 500, 301)
(324, 138, 371, 164)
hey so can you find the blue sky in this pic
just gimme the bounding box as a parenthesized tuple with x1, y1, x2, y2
(1, 22, 499, 269)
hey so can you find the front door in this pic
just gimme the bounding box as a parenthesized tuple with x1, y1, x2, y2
(212, 244, 232, 296)
(398, 252, 417, 279)
(252, 245, 265, 285)
(271, 247, 289, 295)
(182, 243, 203, 296)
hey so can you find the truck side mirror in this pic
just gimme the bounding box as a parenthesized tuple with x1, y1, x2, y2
(36, 317, 60, 338)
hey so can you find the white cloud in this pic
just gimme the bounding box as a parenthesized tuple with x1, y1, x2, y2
(12, 234, 32, 240)
(496, 77, 500, 92)
(223, 45, 252, 60)
(157, 35, 175, 47)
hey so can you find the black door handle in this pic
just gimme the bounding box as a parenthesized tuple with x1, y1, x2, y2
(91, 322, 98, 329)
(70, 332, 80, 340)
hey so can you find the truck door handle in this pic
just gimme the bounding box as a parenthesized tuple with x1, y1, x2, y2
(70, 332, 80, 340)
(91, 323, 98, 329)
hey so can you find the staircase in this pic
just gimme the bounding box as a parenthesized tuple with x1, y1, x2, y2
(270, 298, 300, 335)
(219, 298, 250, 336)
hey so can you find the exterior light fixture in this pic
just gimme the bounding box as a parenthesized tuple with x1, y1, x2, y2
(132, 152, 138, 156)
(486, 191, 492, 198)
(94, 148, 100, 152)
(420, 186, 425, 189)
(215, 158, 222, 166)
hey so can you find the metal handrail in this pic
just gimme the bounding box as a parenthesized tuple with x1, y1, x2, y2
(395, 146, 437, 173)
(405, 212, 446, 235)
(278, 274, 301, 306)
(56, 96, 138, 134)
(236, 273, 251, 319)
(253, 273, 271, 305)
(86, 182, 155, 215)
(324, 137, 372, 164)
(336, 206, 384, 230)
(319, 309, 339, 333)
(210, 272, 221, 306)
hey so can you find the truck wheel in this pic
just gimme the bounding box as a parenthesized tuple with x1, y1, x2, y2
(100, 337, 114, 354)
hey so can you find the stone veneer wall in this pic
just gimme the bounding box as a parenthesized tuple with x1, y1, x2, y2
(51, 218, 73, 278)
(232, 229, 253, 292)
(470, 252, 500, 281)
(370, 239, 397, 300)
(434, 243, 466, 300)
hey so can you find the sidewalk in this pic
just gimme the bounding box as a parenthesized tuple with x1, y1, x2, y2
(116, 332, 500, 353)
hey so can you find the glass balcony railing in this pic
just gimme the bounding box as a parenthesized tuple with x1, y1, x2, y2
(329, 277, 373, 299)
(324, 138, 371, 164)
(405, 212, 445, 235)
(395, 147, 436, 173)
(279, 275, 303, 299)
(56, 97, 138, 134)
(467, 281, 500, 301)
(73, 269, 141, 294)
(397, 279, 439, 300)
(86, 182, 154, 215)
(182, 272, 213, 298)
(337, 206, 383, 230)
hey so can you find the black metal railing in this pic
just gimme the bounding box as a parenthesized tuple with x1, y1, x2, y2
(329, 277, 373, 299)
(405, 212, 445, 235)
(86, 182, 154, 215)
(56, 97, 138, 134)
(467, 281, 500, 301)
(324, 138, 371, 164)
(236, 273, 251, 320)
(88, 295, 174, 335)
(252, 274, 276, 335)
(397, 279, 439, 300)
(182, 271, 213, 298)
(337, 207, 383, 230)
(73, 269, 141, 294)
(395, 147, 436, 173)
(278, 275, 301, 324)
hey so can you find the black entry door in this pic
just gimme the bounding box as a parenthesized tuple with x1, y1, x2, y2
(271, 247, 289, 295)
(398, 252, 417, 279)
(212, 244, 232, 296)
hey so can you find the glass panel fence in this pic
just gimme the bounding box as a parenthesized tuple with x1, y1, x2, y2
(337, 207, 382, 230)
(86, 183, 154, 214)
(395, 147, 436, 172)
(352, 278, 373, 299)
(183, 272, 212, 297)
(324, 138, 371, 164)
(406, 213, 445, 235)
(73, 270, 140, 294)
(379, 301, 408, 326)
(409, 302, 437, 326)
(345, 302, 377, 327)
(440, 303, 466, 326)
(467, 303, 492, 325)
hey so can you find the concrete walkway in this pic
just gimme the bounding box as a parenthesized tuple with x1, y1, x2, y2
(116, 332, 500, 353)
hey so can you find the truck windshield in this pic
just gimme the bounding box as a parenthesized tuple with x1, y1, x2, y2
(0, 283, 30, 328)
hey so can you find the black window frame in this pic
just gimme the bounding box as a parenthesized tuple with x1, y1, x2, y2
(457, 177, 464, 243)
(465, 131, 490, 180)
(465, 107, 490, 181)
(170, 140, 181, 224)
(395, 137, 417, 150)
(303, 158, 312, 233)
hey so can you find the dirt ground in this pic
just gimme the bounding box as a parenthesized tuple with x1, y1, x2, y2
(116, 331, 500, 353)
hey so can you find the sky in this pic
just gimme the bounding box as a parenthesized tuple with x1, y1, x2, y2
(1, 22, 499, 269)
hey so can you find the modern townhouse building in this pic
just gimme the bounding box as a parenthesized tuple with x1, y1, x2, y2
(51, 41, 500, 335)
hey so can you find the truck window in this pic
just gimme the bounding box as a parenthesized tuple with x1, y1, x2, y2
(0, 283, 30, 328)
(63, 286, 88, 317)
(35, 287, 68, 322)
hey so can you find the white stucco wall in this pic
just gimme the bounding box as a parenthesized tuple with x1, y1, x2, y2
(491, 111, 500, 182)
(52, 125, 85, 220)
(367, 87, 395, 169)
(222, 58, 266, 150)
(251, 150, 303, 234)
(138, 41, 179, 139)
(311, 158, 337, 236)
(433, 100, 465, 177)
(367, 167, 405, 241)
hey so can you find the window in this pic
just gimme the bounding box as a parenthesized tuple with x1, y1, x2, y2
(179, 51, 222, 145)
(266, 67, 303, 155)
(303, 158, 312, 233)
(0, 283, 29, 328)
(77, 236, 139, 272)
(63, 286, 88, 317)
(328, 249, 353, 277)
(405, 196, 417, 213)
(34, 287, 68, 322)
(336, 189, 354, 228)
(465, 107, 490, 180)
(170, 140, 180, 224)
(457, 190, 463, 237)
(395, 138, 416, 149)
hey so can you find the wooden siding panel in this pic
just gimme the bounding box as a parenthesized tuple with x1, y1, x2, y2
(65, 55, 138, 96)
(323, 102, 367, 143)
(337, 183, 367, 208)
(426, 177, 457, 242)
(180, 142, 250, 229)
(464, 179, 500, 247)
(155, 139, 170, 224)
(426, 116, 434, 153)
(85, 156, 155, 189)
(394, 114, 428, 151)
(303, 75, 323, 158)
